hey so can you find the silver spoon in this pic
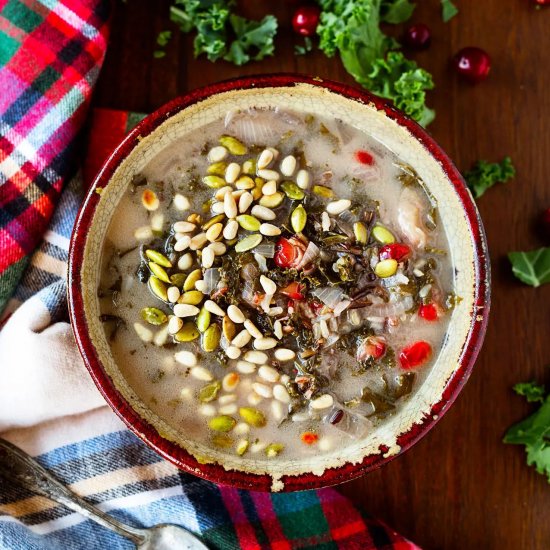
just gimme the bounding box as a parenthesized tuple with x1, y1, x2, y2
(0, 437, 208, 550)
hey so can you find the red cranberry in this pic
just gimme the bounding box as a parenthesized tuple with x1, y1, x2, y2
(292, 5, 321, 37)
(399, 341, 432, 369)
(403, 24, 432, 50)
(533, 0, 550, 5)
(453, 47, 491, 83)
(379, 243, 411, 262)
(418, 303, 438, 321)
(354, 150, 375, 165)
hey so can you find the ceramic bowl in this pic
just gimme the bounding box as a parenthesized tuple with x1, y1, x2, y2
(68, 75, 490, 492)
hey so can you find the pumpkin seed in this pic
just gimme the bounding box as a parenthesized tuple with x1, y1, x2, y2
(236, 214, 261, 231)
(196, 306, 211, 333)
(239, 407, 266, 428)
(209, 415, 237, 432)
(149, 276, 168, 301)
(312, 185, 334, 198)
(236, 439, 249, 456)
(202, 323, 221, 352)
(280, 181, 305, 200)
(140, 307, 168, 325)
(199, 381, 221, 403)
(145, 249, 172, 268)
(235, 233, 263, 253)
(203, 175, 227, 189)
(207, 161, 227, 176)
(222, 315, 237, 341)
(259, 192, 284, 208)
(202, 213, 225, 230)
(174, 321, 199, 342)
(372, 224, 395, 244)
(235, 175, 255, 190)
(184, 268, 202, 291)
(353, 222, 368, 244)
(291, 204, 307, 233)
(265, 443, 284, 458)
(148, 262, 171, 283)
(178, 290, 203, 305)
(220, 135, 247, 155)
(170, 272, 186, 287)
(242, 159, 256, 175)
(375, 259, 398, 278)
(212, 434, 234, 448)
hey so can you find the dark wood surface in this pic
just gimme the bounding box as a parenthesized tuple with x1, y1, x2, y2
(94, 2, 550, 548)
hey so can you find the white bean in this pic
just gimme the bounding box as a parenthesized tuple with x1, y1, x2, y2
(227, 304, 245, 324)
(273, 384, 291, 404)
(173, 304, 200, 318)
(174, 350, 197, 367)
(274, 348, 296, 362)
(224, 191, 238, 219)
(204, 300, 225, 316)
(252, 382, 272, 398)
(254, 337, 277, 350)
(243, 350, 268, 365)
(251, 205, 276, 221)
(191, 366, 213, 381)
(259, 223, 281, 236)
(258, 365, 280, 383)
(326, 199, 351, 215)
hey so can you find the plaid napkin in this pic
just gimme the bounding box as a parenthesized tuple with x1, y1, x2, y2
(0, 2, 420, 549)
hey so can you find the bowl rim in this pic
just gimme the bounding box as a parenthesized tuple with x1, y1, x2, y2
(68, 73, 490, 492)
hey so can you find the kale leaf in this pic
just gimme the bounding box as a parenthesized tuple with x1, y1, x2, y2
(514, 382, 547, 404)
(440, 0, 459, 22)
(381, 0, 416, 24)
(508, 248, 550, 287)
(464, 157, 516, 198)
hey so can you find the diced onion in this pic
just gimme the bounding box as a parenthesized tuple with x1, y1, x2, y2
(254, 252, 268, 272)
(252, 243, 275, 258)
(312, 286, 346, 309)
(203, 268, 221, 295)
(296, 241, 319, 269)
(354, 296, 414, 319)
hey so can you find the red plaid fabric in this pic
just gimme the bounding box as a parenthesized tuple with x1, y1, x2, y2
(0, 0, 110, 313)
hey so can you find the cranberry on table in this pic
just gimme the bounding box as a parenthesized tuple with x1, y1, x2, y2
(453, 47, 491, 83)
(403, 23, 432, 50)
(292, 5, 321, 37)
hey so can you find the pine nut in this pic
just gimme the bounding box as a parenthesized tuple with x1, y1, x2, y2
(257, 149, 274, 169)
(227, 304, 245, 324)
(199, 404, 216, 416)
(189, 232, 207, 250)
(234, 422, 250, 435)
(238, 191, 253, 213)
(262, 180, 277, 196)
(206, 223, 223, 242)
(173, 194, 190, 211)
(244, 319, 263, 339)
(209, 241, 226, 255)
(173, 221, 195, 233)
(326, 199, 351, 215)
(254, 337, 277, 350)
(257, 168, 280, 181)
(134, 226, 153, 240)
(222, 372, 240, 391)
(296, 169, 310, 189)
(260, 275, 277, 295)
(208, 146, 228, 162)
(247, 393, 263, 406)
(243, 350, 268, 364)
(201, 246, 215, 268)
(167, 286, 180, 303)
(133, 322, 153, 342)
(280, 374, 290, 385)
(252, 382, 272, 398)
(268, 307, 283, 316)
(259, 223, 281, 236)
(151, 213, 164, 232)
(280, 155, 296, 176)
(273, 320, 283, 340)
(273, 384, 291, 404)
(310, 394, 334, 410)
(168, 316, 183, 335)
(178, 253, 193, 270)
(258, 365, 280, 383)
(225, 346, 241, 359)
(232, 329, 252, 348)
(225, 162, 241, 184)
(274, 348, 296, 362)
(224, 192, 238, 219)
(223, 219, 239, 240)
(174, 304, 200, 317)
(236, 360, 256, 374)
(174, 350, 197, 367)
(219, 403, 238, 415)
(174, 235, 191, 251)
(214, 186, 233, 201)
(204, 300, 225, 316)
(219, 394, 237, 404)
(211, 201, 226, 215)
(251, 205, 276, 221)
(191, 366, 213, 381)
(271, 400, 284, 421)
(321, 211, 331, 232)
(195, 280, 207, 293)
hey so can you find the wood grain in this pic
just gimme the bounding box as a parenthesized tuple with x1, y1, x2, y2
(94, 2, 550, 548)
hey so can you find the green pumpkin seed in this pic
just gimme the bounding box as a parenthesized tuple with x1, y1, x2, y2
(236, 214, 261, 231)
(265, 443, 284, 458)
(353, 222, 368, 244)
(170, 272, 186, 287)
(372, 225, 395, 244)
(203, 175, 227, 189)
(235, 233, 263, 253)
(375, 259, 398, 278)
(291, 204, 307, 233)
(140, 307, 168, 325)
(196, 306, 211, 333)
(149, 262, 171, 283)
(184, 268, 202, 291)
(222, 316, 236, 341)
(280, 181, 305, 200)
(178, 290, 204, 305)
(236, 439, 249, 456)
(312, 185, 334, 199)
(242, 159, 256, 175)
(145, 249, 172, 268)
(199, 381, 221, 403)
(239, 407, 266, 428)
(149, 276, 168, 301)
(202, 213, 225, 230)
(212, 434, 234, 448)
(219, 135, 247, 155)
(259, 192, 284, 208)
(209, 415, 236, 432)
(174, 321, 199, 342)
(202, 324, 221, 352)
(207, 161, 227, 176)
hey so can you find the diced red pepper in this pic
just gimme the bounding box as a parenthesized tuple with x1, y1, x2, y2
(301, 431, 319, 445)
(379, 243, 411, 262)
(418, 303, 438, 321)
(310, 300, 324, 314)
(399, 341, 432, 370)
(280, 281, 306, 300)
(354, 150, 375, 166)
(274, 237, 298, 268)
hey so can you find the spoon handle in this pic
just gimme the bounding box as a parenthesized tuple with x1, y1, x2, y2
(0, 437, 145, 545)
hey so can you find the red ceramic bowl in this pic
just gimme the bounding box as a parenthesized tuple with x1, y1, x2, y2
(68, 74, 490, 492)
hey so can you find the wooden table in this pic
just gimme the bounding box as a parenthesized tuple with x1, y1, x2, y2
(94, 2, 550, 548)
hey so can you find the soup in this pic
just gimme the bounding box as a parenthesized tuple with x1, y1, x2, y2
(98, 108, 455, 462)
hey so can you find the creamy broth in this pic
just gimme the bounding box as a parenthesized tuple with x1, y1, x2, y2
(98, 108, 454, 461)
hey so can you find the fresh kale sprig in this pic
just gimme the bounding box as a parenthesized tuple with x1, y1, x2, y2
(464, 157, 516, 198)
